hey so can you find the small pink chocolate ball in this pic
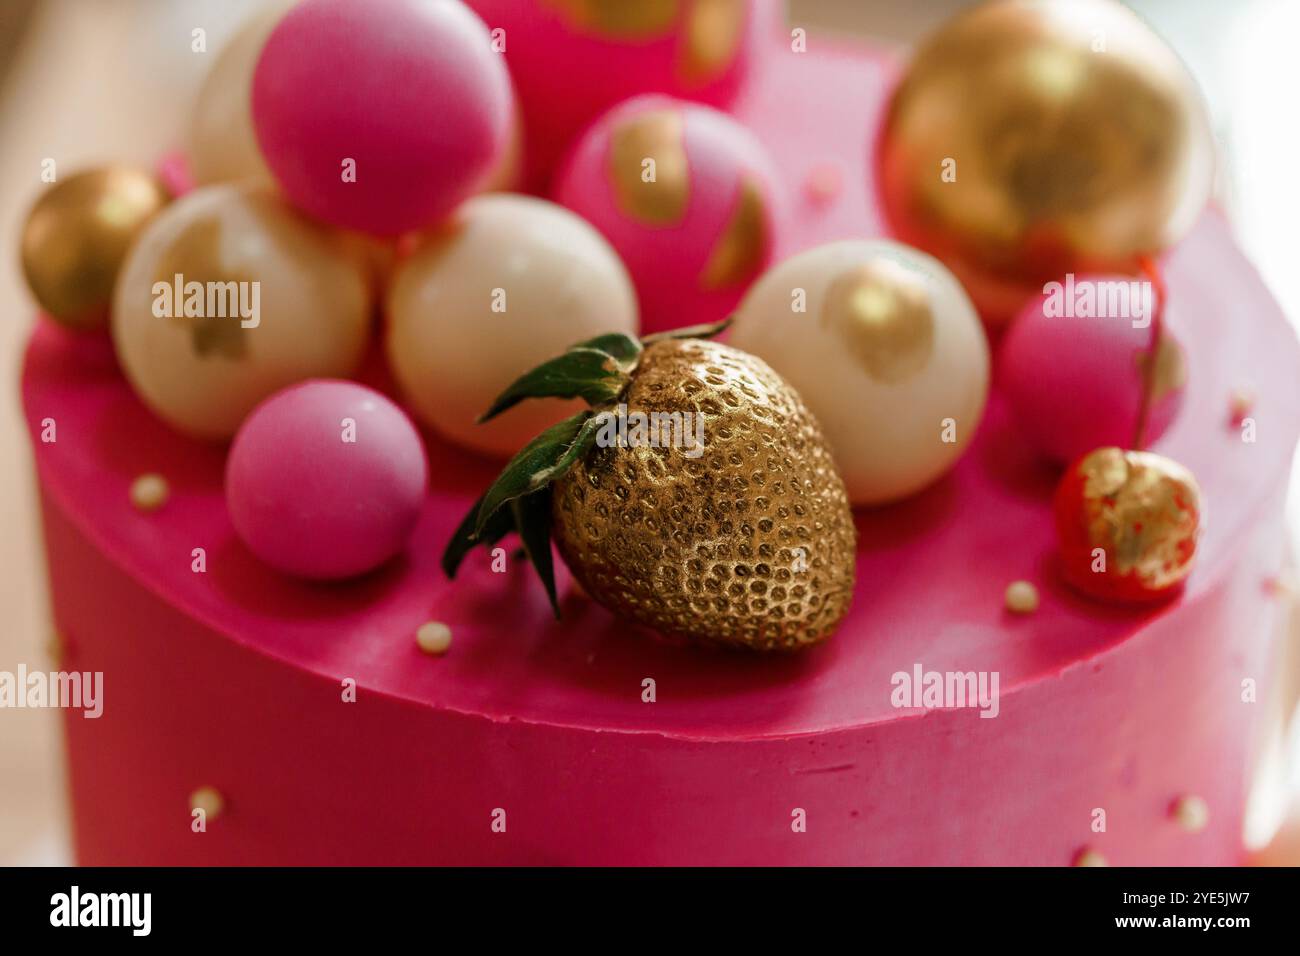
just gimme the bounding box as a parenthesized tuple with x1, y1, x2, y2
(552, 94, 781, 333)
(999, 274, 1187, 463)
(226, 381, 427, 579)
(464, 0, 778, 186)
(252, 0, 512, 235)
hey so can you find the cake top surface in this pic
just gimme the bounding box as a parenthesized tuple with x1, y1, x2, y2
(22, 39, 1300, 741)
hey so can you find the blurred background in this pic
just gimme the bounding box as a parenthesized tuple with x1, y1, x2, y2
(1, 0, 1297, 865)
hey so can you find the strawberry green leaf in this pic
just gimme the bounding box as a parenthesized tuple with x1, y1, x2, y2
(441, 491, 516, 579)
(473, 411, 601, 538)
(641, 317, 732, 344)
(527, 412, 605, 489)
(477, 348, 630, 424)
(510, 491, 559, 619)
(570, 332, 642, 372)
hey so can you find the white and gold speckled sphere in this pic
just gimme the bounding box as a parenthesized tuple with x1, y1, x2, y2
(112, 184, 372, 440)
(386, 193, 638, 458)
(730, 239, 989, 506)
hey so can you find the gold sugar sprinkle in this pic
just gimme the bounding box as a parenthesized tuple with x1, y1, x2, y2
(1229, 388, 1255, 423)
(1004, 580, 1039, 615)
(1073, 847, 1108, 867)
(130, 473, 169, 512)
(1171, 794, 1209, 833)
(189, 786, 224, 820)
(416, 621, 453, 656)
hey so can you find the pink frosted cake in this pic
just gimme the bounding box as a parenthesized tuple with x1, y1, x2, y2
(18, 0, 1300, 865)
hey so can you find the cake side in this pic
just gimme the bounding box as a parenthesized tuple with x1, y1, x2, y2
(44, 474, 1288, 865)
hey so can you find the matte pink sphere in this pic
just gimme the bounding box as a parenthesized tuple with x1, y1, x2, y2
(226, 380, 428, 579)
(553, 94, 781, 334)
(252, 0, 512, 235)
(999, 275, 1187, 464)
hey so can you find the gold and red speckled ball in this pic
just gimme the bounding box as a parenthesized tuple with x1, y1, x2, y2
(1054, 447, 1202, 603)
(552, 94, 782, 334)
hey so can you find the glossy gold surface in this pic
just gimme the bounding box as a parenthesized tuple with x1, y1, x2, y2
(546, 0, 679, 37)
(608, 108, 690, 225)
(154, 216, 249, 359)
(679, 0, 746, 83)
(1135, 331, 1187, 404)
(880, 0, 1213, 285)
(20, 166, 169, 329)
(700, 174, 769, 289)
(820, 257, 935, 384)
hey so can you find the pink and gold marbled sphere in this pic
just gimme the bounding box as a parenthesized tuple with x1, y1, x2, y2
(553, 94, 781, 333)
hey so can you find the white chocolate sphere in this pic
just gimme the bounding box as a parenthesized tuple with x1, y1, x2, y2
(386, 194, 638, 458)
(730, 239, 989, 505)
(187, 4, 296, 188)
(112, 184, 372, 439)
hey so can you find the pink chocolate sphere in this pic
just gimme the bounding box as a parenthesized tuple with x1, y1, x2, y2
(553, 94, 781, 334)
(999, 274, 1188, 464)
(464, 0, 777, 187)
(226, 381, 428, 579)
(251, 0, 512, 235)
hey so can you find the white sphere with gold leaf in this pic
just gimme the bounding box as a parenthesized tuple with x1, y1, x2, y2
(731, 239, 989, 505)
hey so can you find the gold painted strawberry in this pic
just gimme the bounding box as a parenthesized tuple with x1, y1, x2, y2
(443, 321, 857, 652)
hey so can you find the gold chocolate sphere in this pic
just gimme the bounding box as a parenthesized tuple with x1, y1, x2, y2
(879, 0, 1213, 320)
(20, 166, 170, 330)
